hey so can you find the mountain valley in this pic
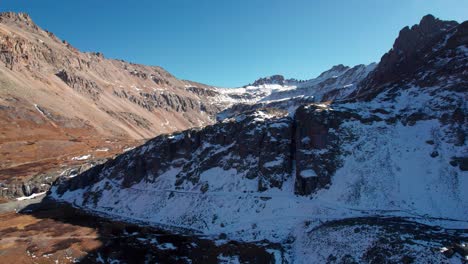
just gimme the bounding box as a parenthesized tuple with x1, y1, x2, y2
(0, 12, 467, 264)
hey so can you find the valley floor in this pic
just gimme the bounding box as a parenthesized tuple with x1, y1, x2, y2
(0, 198, 282, 264)
(0, 196, 466, 263)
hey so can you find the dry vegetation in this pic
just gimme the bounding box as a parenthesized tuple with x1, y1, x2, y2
(0, 201, 280, 263)
(0, 210, 101, 263)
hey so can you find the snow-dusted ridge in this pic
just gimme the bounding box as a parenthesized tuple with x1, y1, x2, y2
(50, 91, 468, 261)
(50, 73, 468, 260)
(215, 63, 378, 121)
(49, 15, 468, 263)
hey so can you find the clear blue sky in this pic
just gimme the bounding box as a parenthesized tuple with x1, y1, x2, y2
(1, 0, 467, 87)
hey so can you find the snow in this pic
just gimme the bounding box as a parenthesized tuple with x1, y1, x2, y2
(216, 63, 376, 110)
(266, 249, 283, 264)
(50, 68, 467, 262)
(96, 148, 109, 152)
(123, 147, 135, 152)
(440, 247, 449, 253)
(33, 103, 47, 117)
(300, 169, 317, 178)
(71, 154, 91, 161)
(314, 119, 468, 220)
(289, 219, 454, 264)
(16, 192, 47, 201)
(53, 101, 468, 245)
(252, 110, 277, 122)
(217, 254, 240, 264)
(263, 157, 284, 168)
(269, 122, 289, 128)
(168, 133, 185, 141)
(200, 167, 237, 191)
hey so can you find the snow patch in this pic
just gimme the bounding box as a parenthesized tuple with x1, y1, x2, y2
(16, 192, 47, 201)
(300, 169, 317, 178)
(71, 154, 91, 161)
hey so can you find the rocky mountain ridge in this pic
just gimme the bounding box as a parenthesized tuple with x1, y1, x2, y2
(217, 63, 377, 120)
(353, 14, 464, 100)
(0, 11, 239, 199)
(51, 14, 468, 263)
(0, 11, 386, 200)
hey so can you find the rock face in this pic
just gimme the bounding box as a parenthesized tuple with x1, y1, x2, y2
(55, 109, 293, 195)
(54, 105, 379, 198)
(293, 104, 343, 195)
(353, 14, 464, 100)
(55, 69, 103, 100)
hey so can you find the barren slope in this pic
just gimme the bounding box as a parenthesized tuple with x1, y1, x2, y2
(0, 12, 231, 195)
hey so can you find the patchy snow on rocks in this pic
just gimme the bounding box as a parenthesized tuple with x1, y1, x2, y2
(71, 154, 91, 161)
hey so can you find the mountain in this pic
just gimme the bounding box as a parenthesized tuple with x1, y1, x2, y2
(51, 15, 468, 263)
(352, 14, 464, 100)
(0, 11, 380, 200)
(217, 63, 377, 120)
(0, 12, 237, 198)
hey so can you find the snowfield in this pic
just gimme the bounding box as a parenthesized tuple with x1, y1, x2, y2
(50, 79, 468, 262)
(51, 115, 468, 236)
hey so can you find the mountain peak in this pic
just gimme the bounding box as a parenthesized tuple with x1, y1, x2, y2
(330, 64, 348, 71)
(316, 64, 350, 79)
(0, 12, 34, 25)
(247, 74, 286, 87)
(420, 14, 436, 25)
(0, 12, 40, 34)
(395, 14, 458, 54)
(352, 15, 462, 100)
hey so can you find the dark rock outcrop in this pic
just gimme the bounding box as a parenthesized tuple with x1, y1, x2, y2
(352, 15, 464, 100)
(54, 103, 387, 199)
(55, 108, 296, 197)
(293, 105, 344, 195)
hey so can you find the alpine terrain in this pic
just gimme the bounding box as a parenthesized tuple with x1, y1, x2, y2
(0, 11, 467, 264)
(49, 14, 468, 263)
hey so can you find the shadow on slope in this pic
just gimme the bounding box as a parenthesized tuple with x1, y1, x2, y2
(0, 197, 281, 263)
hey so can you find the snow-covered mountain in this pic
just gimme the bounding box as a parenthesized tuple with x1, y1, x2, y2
(50, 15, 468, 263)
(217, 63, 377, 120)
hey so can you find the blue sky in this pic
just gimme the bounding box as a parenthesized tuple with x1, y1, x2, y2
(1, 0, 467, 87)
